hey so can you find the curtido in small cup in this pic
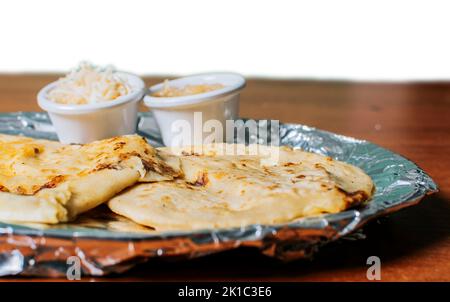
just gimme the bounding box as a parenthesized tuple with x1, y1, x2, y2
(38, 70, 145, 144)
(144, 72, 246, 147)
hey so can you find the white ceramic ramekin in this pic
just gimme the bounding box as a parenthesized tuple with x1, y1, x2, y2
(37, 72, 145, 144)
(144, 73, 246, 147)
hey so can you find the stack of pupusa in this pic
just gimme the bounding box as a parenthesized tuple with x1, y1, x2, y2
(0, 134, 178, 223)
(0, 135, 374, 231)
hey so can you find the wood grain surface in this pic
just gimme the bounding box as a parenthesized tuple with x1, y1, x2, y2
(0, 74, 449, 281)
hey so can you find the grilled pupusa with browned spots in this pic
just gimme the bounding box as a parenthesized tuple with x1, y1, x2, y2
(108, 144, 374, 231)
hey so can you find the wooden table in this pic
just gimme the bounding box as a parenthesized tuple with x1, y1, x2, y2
(0, 74, 449, 281)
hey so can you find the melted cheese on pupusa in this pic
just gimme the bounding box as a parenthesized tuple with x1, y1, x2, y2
(0, 135, 151, 195)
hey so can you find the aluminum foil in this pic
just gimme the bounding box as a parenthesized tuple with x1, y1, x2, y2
(0, 112, 438, 277)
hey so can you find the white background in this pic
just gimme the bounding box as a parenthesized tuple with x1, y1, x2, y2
(1, 0, 449, 80)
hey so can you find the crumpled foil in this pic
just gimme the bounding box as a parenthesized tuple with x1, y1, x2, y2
(0, 112, 438, 277)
